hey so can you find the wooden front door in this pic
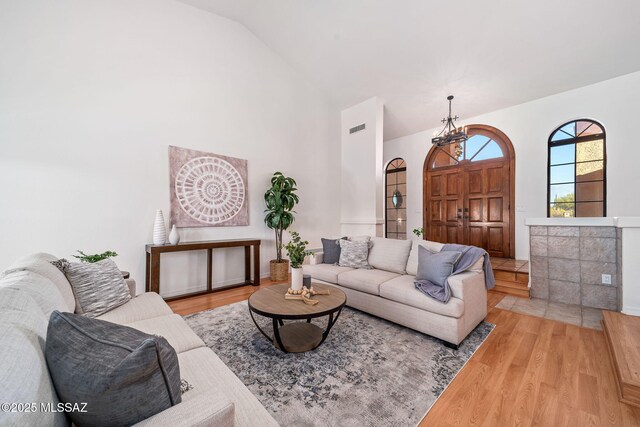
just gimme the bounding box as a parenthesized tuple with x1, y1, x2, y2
(424, 125, 515, 258)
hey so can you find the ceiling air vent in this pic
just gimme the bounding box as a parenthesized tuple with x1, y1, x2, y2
(349, 123, 366, 134)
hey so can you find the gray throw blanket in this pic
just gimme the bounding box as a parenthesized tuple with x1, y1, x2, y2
(415, 244, 495, 303)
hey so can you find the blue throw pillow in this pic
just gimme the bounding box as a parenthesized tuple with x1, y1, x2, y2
(321, 237, 347, 264)
(416, 246, 462, 287)
(45, 311, 182, 426)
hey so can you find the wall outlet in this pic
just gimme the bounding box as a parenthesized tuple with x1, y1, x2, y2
(602, 274, 612, 285)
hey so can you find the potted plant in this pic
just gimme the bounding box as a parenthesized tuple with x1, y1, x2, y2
(73, 250, 118, 263)
(264, 172, 299, 281)
(412, 227, 424, 238)
(284, 231, 312, 290)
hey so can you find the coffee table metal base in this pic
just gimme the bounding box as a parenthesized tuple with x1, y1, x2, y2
(249, 309, 343, 353)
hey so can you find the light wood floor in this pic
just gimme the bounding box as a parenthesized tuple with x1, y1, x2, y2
(168, 281, 640, 426)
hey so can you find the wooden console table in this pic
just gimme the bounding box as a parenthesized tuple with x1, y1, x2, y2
(145, 238, 261, 301)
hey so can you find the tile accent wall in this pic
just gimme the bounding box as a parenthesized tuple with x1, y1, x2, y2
(529, 225, 620, 311)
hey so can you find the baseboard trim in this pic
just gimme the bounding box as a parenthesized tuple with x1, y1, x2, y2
(160, 273, 271, 298)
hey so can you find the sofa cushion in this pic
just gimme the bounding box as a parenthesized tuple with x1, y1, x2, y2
(302, 264, 353, 284)
(64, 258, 131, 317)
(7, 252, 76, 312)
(96, 292, 173, 325)
(0, 270, 68, 318)
(127, 314, 205, 354)
(337, 268, 399, 295)
(0, 287, 48, 339)
(379, 275, 465, 318)
(367, 237, 412, 274)
(405, 240, 446, 276)
(46, 311, 182, 427)
(178, 347, 279, 426)
(0, 289, 67, 427)
(133, 388, 235, 427)
(338, 239, 371, 269)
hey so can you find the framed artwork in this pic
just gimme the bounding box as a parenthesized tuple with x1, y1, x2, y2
(169, 146, 248, 227)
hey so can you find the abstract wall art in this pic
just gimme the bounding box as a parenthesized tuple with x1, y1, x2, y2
(169, 146, 248, 227)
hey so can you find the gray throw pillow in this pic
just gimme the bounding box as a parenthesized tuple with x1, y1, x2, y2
(416, 245, 462, 286)
(63, 258, 131, 317)
(321, 237, 347, 264)
(338, 239, 371, 269)
(45, 311, 182, 427)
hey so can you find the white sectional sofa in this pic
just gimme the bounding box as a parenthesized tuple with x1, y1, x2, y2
(303, 237, 488, 347)
(0, 253, 278, 427)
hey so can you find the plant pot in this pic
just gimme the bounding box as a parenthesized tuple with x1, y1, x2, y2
(270, 259, 289, 281)
(291, 267, 303, 291)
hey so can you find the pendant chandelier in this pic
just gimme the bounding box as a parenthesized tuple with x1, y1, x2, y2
(431, 96, 468, 155)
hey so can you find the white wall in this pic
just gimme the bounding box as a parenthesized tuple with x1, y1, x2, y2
(384, 71, 640, 259)
(0, 0, 341, 296)
(340, 97, 384, 236)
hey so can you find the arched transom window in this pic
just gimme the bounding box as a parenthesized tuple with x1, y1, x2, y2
(430, 134, 505, 169)
(548, 119, 606, 218)
(385, 158, 406, 239)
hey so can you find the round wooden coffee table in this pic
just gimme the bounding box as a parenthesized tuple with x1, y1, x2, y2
(248, 283, 346, 353)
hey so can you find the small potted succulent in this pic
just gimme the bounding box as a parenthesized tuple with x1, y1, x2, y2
(284, 231, 312, 291)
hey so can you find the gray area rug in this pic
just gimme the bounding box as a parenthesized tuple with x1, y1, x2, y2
(185, 301, 494, 427)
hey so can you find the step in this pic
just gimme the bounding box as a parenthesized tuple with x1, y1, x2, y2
(493, 280, 530, 298)
(603, 311, 640, 408)
(493, 270, 529, 284)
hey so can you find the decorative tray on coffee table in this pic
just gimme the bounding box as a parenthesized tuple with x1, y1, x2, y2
(284, 286, 330, 305)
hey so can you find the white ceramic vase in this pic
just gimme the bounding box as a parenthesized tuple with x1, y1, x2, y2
(291, 267, 304, 291)
(169, 224, 180, 245)
(153, 209, 167, 245)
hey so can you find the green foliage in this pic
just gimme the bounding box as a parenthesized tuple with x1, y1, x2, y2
(412, 227, 424, 237)
(284, 231, 312, 269)
(551, 193, 576, 217)
(264, 172, 299, 262)
(73, 250, 118, 263)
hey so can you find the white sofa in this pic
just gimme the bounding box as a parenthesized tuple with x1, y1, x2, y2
(0, 253, 278, 427)
(303, 237, 487, 347)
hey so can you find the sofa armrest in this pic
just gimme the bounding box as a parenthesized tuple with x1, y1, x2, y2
(310, 252, 324, 265)
(125, 278, 136, 297)
(448, 271, 485, 301)
(133, 392, 235, 427)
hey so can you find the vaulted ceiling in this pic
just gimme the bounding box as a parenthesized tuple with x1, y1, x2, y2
(178, 0, 640, 140)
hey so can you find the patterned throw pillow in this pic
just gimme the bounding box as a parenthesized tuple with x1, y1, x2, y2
(338, 239, 372, 269)
(63, 258, 131, 318)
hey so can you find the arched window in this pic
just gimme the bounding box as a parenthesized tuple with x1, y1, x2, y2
(548, 119, 606, 217)
(430, 133, 505, 169)
(385, 158, 407, 239)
